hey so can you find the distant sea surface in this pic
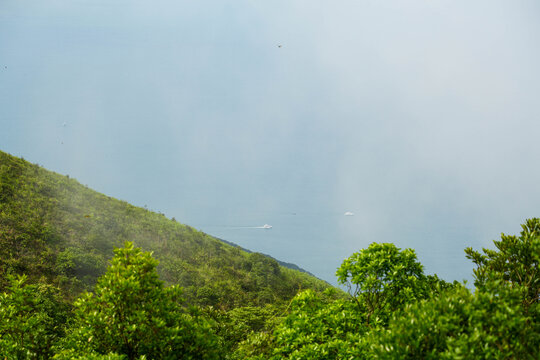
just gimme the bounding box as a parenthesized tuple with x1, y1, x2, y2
(190, 209, 479, 286)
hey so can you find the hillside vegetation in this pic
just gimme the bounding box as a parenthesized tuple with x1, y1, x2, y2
(1, 149, 538, 359)
(0, 150, 331, 307)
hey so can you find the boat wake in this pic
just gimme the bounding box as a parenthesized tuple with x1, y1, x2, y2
(226, 224, 272, 229)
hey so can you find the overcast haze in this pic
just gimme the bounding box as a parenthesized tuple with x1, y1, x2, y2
(1, 0, 540, 285)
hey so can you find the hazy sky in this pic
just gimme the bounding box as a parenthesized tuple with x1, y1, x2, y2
(1, 0, 539, 284)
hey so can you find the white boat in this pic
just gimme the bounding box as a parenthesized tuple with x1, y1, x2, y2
(344, 211, 354, 216)
(262, 224, 272, 229)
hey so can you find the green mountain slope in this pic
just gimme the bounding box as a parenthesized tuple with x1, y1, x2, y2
(0, 150, 331, 308)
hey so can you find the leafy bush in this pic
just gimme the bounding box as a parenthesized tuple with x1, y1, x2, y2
(56, 242, 219, 360)
(0, 275, 68, 359)
(336, 242, 429, 326)
(368, 280, 537, 359)
(271, 289, 367, 360)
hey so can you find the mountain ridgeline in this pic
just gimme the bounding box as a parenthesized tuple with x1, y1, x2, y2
(0, 150, 331, 307)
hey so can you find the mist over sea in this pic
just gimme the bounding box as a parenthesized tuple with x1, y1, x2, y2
(2, 0, 539, 286)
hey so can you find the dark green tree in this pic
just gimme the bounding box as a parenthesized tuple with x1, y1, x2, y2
(55, 242, 219, 360)
(465, 218, 540, 311)
(369, 219, 540, 359)
(336, 242, 427, 326)
(0, 275, 68, 359)
(369, 280, 538, 359)
(270, 289, 366, 360)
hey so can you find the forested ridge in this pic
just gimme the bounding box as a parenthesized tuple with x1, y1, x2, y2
(1, 150, 539, 359)
(0, 150, 331, 306)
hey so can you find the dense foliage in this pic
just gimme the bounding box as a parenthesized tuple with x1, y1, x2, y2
(336, 243, 428, 326)
(54, 242, 219, 359)
(465, 218, 540, 312)
(1, 150, 539, 359)
(369, 280, 537, 359)
(0, 275, 67, 359)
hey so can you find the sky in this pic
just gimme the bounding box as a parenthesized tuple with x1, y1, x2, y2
(1, 0, 540, 285)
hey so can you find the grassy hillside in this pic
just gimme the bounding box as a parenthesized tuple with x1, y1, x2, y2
(0, 150, 332, 308)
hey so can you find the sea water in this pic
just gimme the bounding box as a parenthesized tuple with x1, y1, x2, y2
(192, 209, 479, 286)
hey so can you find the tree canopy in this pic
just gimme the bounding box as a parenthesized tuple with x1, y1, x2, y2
(55, 242, 219, 360)
(336, 242, 429, 325)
